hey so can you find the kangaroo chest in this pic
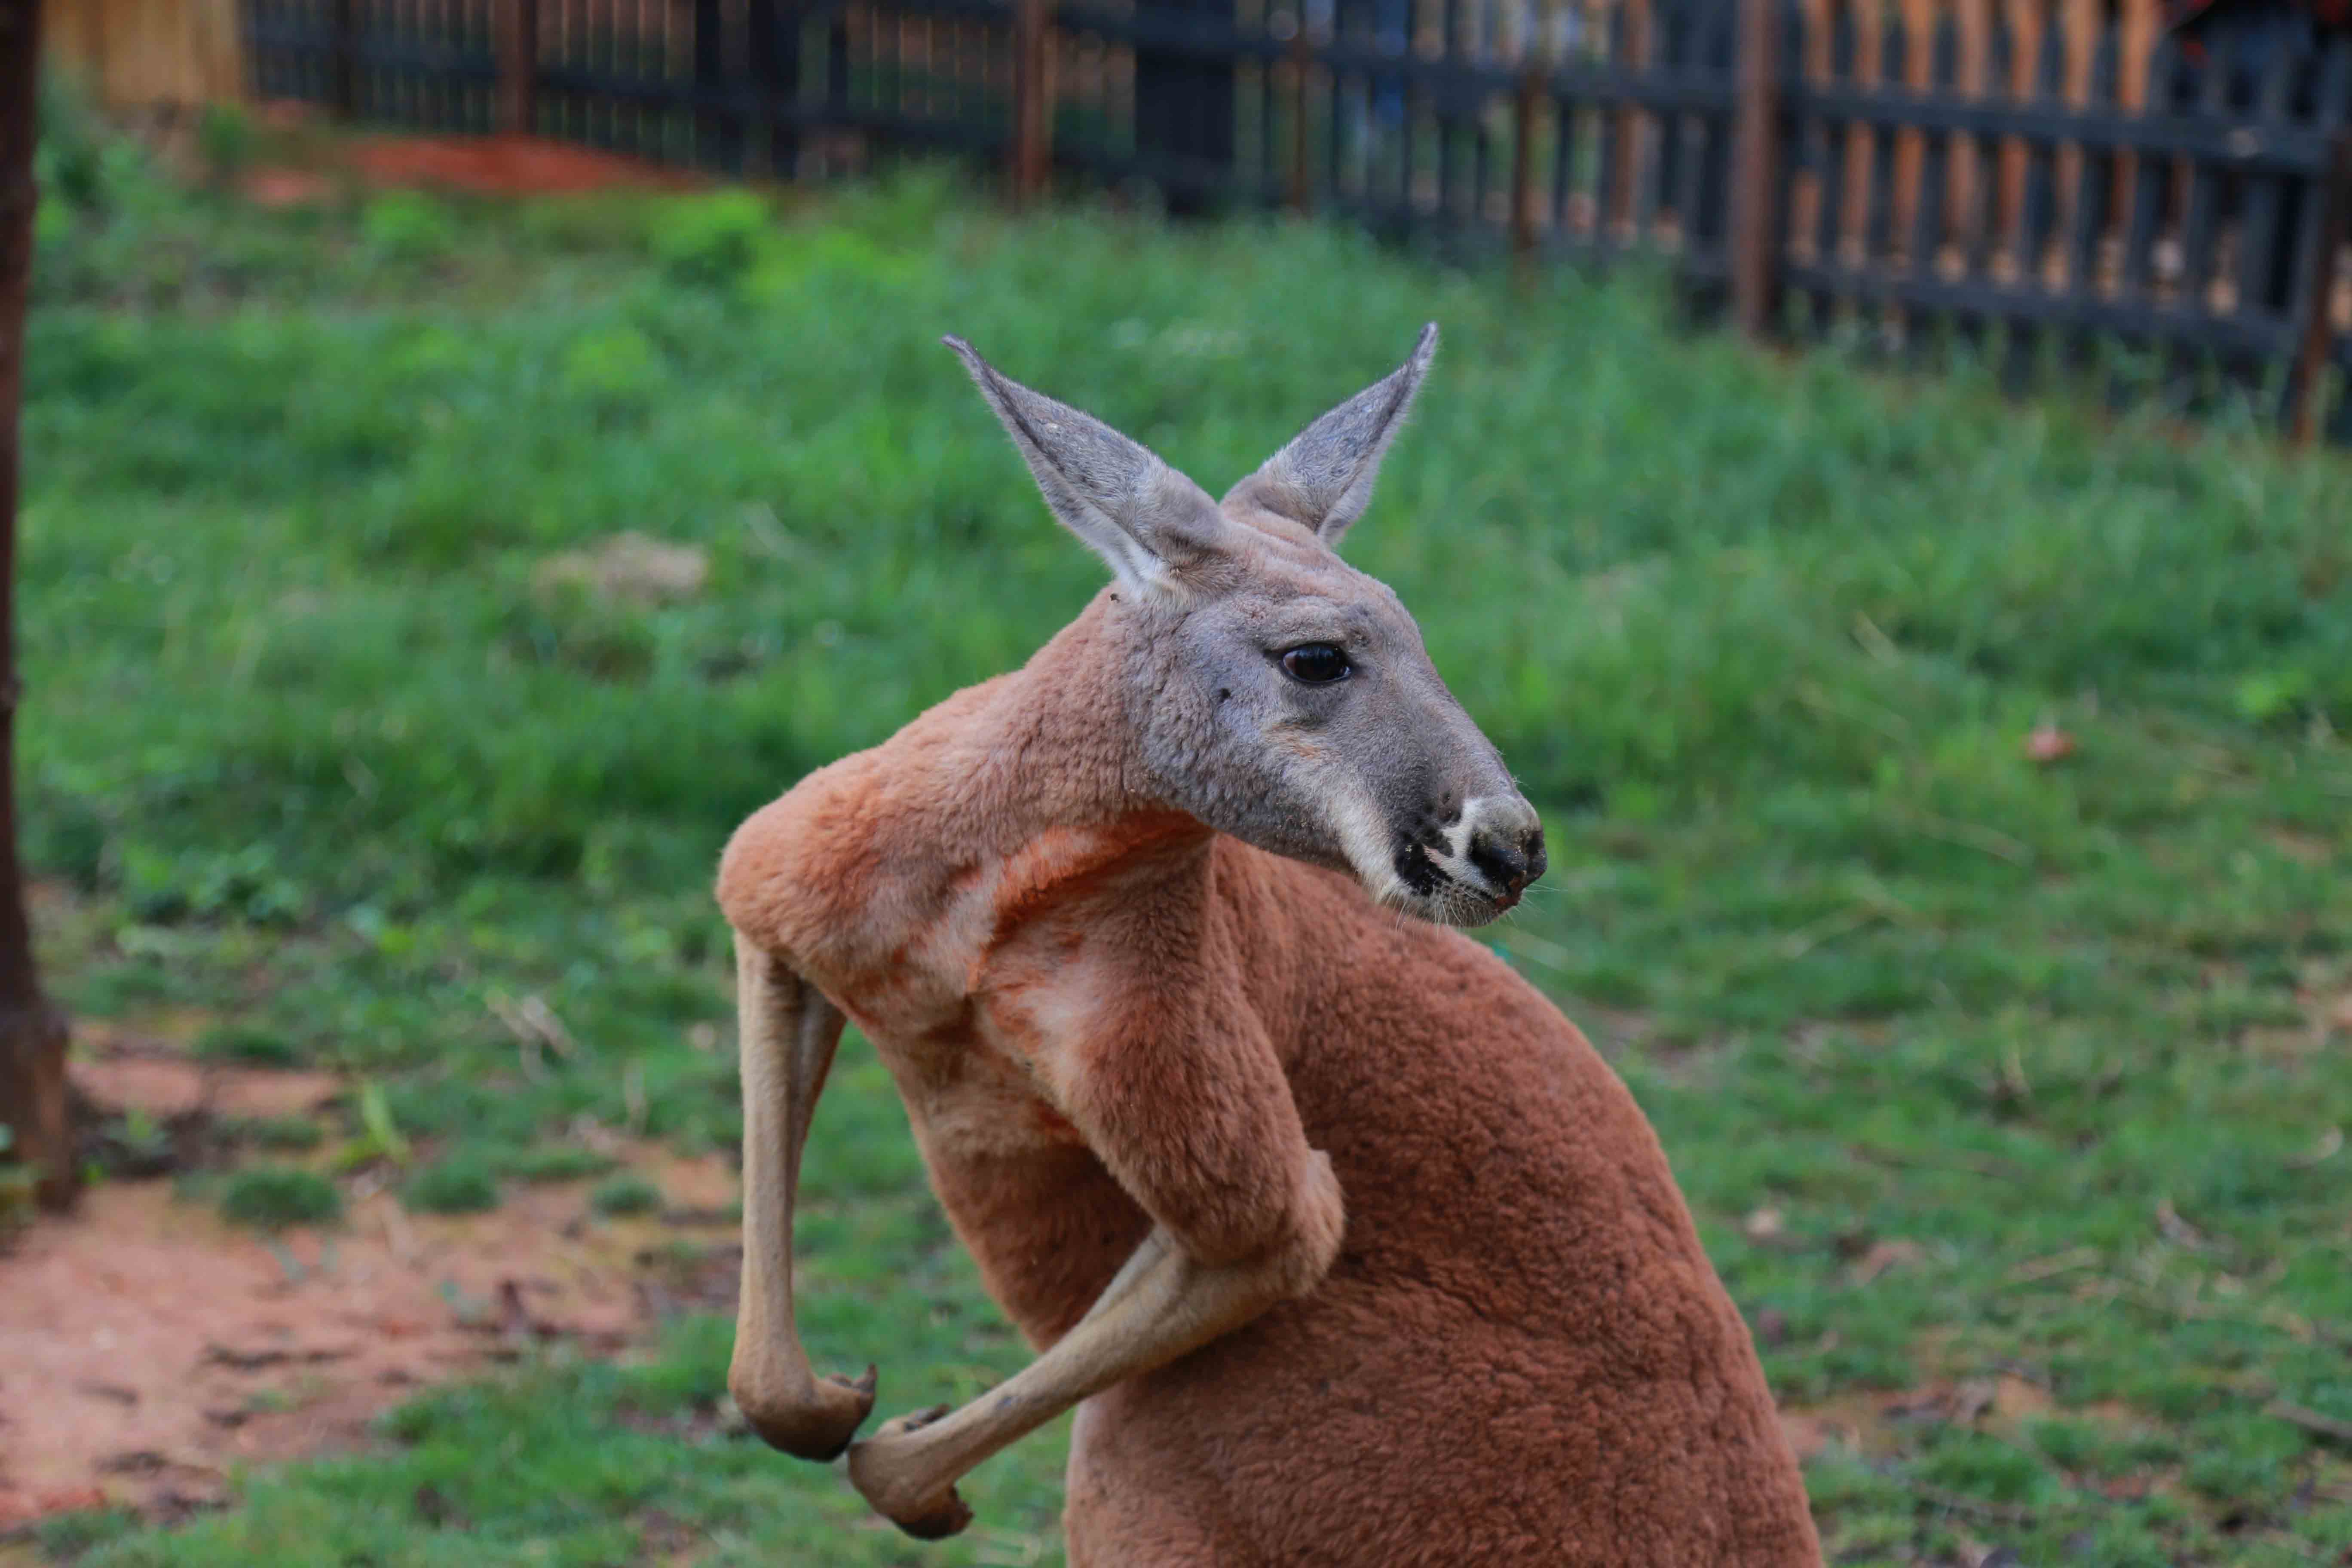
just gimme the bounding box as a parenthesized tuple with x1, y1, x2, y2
(802, 819, 1219, 1339)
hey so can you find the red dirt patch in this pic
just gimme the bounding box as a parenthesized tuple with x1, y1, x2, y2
(2, 1059, 743, 1529)
(344, 132, 704, 198)
(70, 1052, 341, 1124)
(241, 168, 340, 209)
(228, 101, 712, 207)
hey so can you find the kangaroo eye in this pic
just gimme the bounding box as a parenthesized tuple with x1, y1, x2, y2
(1280, 644, 1351, 685)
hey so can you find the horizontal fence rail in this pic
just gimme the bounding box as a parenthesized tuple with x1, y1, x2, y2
(246, 0, 2352, 441)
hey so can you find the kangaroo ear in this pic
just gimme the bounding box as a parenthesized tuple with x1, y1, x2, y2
(1227, 323, 1436, 545)
(946, 337, 1231, 597)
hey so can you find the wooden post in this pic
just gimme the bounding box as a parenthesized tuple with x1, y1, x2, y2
(1011, 0, 1054, 205)
(0, 0, 79, 1214)
(1731, 0, 1785, 335)
(499, 0, 539, 138)
(2284, 133, 2352, 446)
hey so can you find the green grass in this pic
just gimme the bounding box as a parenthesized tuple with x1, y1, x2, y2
(216, 1165, 343, 1231)
(20, 113, 2352, 1565)
(230, 1113, 327, 1152)
(192, 1022, 302, 1067)
(503, 1143, 621, 1184)
(401, 1152, 503, 1216)
(591, 1172, 666, 1217)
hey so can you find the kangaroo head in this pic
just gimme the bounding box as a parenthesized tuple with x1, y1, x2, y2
(946, 325, 1543, 928)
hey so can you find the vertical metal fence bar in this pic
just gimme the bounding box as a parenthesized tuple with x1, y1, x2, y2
(1289, 24, 1314, 211)
(1630, 0, 1677, 243)
(1135, 0, 1237, 209)
(2231, 35, 2299, 332)
(1511, 64, 1540, 276)
(2000, 15, 2062, 393)
(1549, 76, 1579, 246)
(2062, 20, 2113, 297)
(1908, 12, 1955, 286)
(1808, 5, 1855, 329)
(329, 0, 357, 116)
(2060, 18, 2116, 369)
(743, 0, 795, 178)
(1594, 1, 1627, 253)
(1964, 14, 2009, 280)
(1862, 16, 1902, 275)
(2117, 34, 2175, 299)
(1669, 0, 1712, 260)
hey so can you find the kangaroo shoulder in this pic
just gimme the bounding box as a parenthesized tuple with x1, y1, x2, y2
(717, 683, 1009, 970)
(716, 748, 901, 963)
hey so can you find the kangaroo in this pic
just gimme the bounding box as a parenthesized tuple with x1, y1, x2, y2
(715, 327, 1822, 1565)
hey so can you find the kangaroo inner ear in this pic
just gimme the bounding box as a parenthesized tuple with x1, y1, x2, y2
(945, 336, 1232, 594)
(1227, 323, 1437, 545)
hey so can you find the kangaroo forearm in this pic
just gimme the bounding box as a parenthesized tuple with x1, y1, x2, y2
(727, 935, 874, 1458)
(847, 1211, 1332, 1537)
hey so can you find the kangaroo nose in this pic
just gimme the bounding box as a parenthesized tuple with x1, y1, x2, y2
(1467, 823, 1547, 902)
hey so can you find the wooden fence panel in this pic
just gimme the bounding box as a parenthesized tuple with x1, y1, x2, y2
(238, 0, 2352, 440)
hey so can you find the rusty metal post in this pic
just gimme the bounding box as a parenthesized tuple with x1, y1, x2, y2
(1012, 0, 1054, 205)
(1730, 0, 1786, 337)
(499, 0, 540, 138)
(2284, 132, 2352, 447)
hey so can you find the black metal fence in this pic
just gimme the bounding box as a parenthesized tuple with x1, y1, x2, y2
(245, 0, 2352, 440)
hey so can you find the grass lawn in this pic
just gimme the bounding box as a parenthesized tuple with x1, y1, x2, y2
(14, 118, 2352, 1565)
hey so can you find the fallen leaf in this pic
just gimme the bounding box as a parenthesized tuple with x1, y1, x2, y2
(1847, 1238, 1924, 1286)
(2288, 1127, 2343, 1170)
(2024, 725, 2076, 763)
(2155, 1197, 2212, 1252)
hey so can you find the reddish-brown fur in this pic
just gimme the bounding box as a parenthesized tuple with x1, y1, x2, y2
(718, 601, 1821, 1564)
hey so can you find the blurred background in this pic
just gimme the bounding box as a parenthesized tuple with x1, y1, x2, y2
(4, 0, 2351, 1561)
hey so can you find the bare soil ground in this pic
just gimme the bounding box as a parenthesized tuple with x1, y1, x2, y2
(237, 104, 708, 207)
(0, 1038, 743, 1531)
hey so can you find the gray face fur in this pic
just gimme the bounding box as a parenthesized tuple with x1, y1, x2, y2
(946, 326, 1545, 928)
